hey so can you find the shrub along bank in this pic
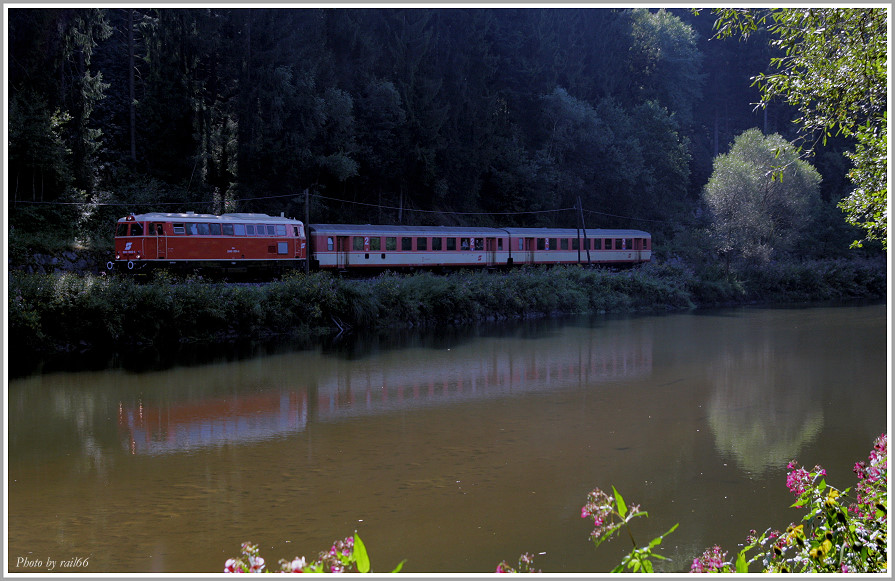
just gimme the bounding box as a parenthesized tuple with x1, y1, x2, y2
(7, 258, 886, 357)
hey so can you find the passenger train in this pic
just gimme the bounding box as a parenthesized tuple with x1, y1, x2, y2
(108, 211, 651, 273)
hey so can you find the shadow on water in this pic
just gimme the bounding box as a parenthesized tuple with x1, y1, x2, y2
(11, 313, 601, 379)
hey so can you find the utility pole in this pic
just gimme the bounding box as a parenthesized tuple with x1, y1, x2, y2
(304, 188, 310, 274)
(577, 196, 592, 265)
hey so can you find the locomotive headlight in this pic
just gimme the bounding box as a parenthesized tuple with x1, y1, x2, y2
(116, 253, 121, 260)
(136, 253, 142, 259)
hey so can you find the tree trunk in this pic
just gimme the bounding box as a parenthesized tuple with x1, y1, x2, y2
(128, 8, 137, 163)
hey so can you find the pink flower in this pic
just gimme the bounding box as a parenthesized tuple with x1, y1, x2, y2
(224, 559, 241, 573)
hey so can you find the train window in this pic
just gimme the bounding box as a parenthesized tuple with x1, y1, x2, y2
(353, 237, 364, 251)
(474, 238, 484, 251)
(197, 223, 210, 235)
(401, 237, 412, 251)
(245, 225, 255, 235)
(209, 223, 221, 235)
(276, 225, 287, 236)
(432, 237, 442, 251)
(370, 237, 380, 250)
(613, 239, 621, 249)
(328, 237, 335, 251)
(116, 223, 129, 236)
(416, 237, 427, 251)
(234, 224, 246, 236)
(223, 224, 234, 235)
(572, 238, 579, 250)
(561, 239, 569, 250)
(548, 238, 557, 250)
(537, 239, 545, 251)
(278, 242, 288, 254)
(625, 239, 633, 250)
(386, 237, 397, 251)
(461, 238, 470, 251)
(255, 225, 266, 236)
(497, 239, 503, 251)
(267, 225, 276, 236)
(173, 223, 185, 234)
(293, 227, 299, 237)
(446, 238, 456, 251)
(518, 239, 524, 251)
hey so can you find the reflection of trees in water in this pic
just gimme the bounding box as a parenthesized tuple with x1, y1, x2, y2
(706, 338, 824, 475)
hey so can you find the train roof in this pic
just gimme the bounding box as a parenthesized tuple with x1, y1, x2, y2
(501, 227, 651, 238)
(308, 224, 507, 236)
(309, 224, 650, 238)
(119, 212, 302, 223)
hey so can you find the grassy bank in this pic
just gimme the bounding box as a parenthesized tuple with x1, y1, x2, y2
(8, 258, 886, 357)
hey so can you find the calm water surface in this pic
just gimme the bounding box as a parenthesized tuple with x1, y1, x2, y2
(6, 304, 888, 573)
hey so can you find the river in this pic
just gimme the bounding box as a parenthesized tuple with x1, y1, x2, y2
(6, 303, 888, 573)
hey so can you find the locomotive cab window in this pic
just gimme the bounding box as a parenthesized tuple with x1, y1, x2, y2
(116, 223, 129, 236)
(130, 223, 144, 236)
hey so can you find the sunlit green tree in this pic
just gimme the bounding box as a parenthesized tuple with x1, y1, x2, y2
(703, 129, 821, 268)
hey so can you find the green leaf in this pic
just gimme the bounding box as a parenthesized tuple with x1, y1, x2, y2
(735, 549, 748, 573)
(612, 486, 627, 519)
(353, 532, 371, 573)
(390, 559, 407, 573)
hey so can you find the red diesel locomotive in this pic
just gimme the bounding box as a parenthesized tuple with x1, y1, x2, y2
(108, 212, 651, 273)
(108, 212, 306, 272)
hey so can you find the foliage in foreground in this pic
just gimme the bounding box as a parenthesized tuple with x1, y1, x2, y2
(690, 433, 887, 573)
(223, 534, 404, 574)
(224, 434, 887, 574)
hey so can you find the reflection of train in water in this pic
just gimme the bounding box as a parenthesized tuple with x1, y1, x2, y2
(118, 328, 652, 455)
(108, 212, 651, 273)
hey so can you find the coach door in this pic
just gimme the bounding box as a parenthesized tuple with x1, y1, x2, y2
(525, 238, 536, 264)
(485, 238, 497, 267)
(337, 236, 351, 269)
(152, 222, 167, 259)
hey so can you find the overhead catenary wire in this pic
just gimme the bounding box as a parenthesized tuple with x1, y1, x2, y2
(12, 191, 668, 223)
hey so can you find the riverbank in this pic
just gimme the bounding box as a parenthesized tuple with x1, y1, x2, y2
(7, 257, 887, 360)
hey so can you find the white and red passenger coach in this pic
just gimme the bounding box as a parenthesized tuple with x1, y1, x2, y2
(308, 224, 651, 270)
(109, 212, 306, 272)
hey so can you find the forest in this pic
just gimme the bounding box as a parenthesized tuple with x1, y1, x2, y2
(5, 7, 887, 266)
